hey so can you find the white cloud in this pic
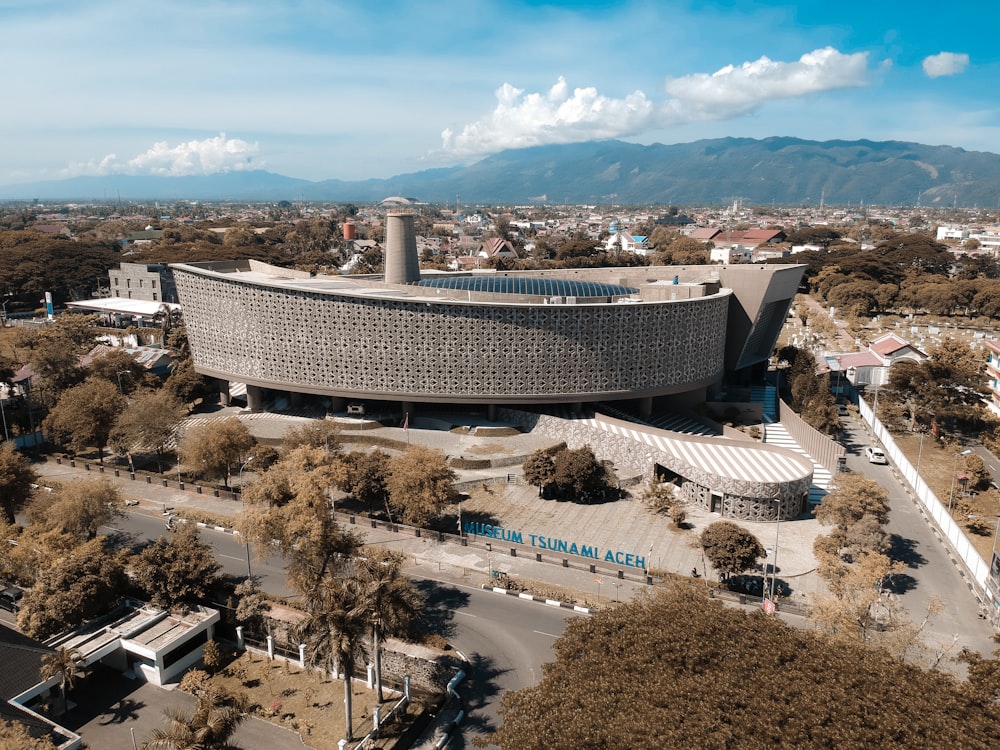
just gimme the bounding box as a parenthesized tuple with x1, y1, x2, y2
(441, 77, 655, 156)
(63, 134, 261, 178)
(922, 52, 969, 78)
(661, 47, 869, 121)
(442, 47, 869, 156)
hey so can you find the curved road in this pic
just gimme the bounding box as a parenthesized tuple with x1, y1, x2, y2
(102, 508, 578, 747)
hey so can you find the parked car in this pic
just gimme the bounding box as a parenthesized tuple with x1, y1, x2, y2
(864, 446, 888, 465)
(0, 585, 23, 613)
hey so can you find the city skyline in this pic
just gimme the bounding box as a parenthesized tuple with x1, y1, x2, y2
(1, 0, 994, 187)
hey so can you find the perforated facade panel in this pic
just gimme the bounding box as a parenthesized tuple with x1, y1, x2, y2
(173, 268, 730, 404)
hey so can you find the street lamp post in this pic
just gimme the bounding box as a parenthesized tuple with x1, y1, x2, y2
(238, 456, 255, 491)
(948, 449, 975, 513)
(238, 455, 255, 580)
(769, 500, 781, 603)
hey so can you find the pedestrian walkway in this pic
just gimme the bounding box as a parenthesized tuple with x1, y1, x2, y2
(32, 408, 828, 605)
(764, 421, 835, 505)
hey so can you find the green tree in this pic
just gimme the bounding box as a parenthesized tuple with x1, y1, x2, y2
(280, 418, 340, 455)
(355, 549, 423, 701)
(0, 720, 59, 749)
(27, 478, 123, 540)
(239, 445, 364, 741)
(18, 538, 128, 639)
(141, 686, 248, 750)
(111, 388, 188, 471)
(86, 349, 150, 395)
(0, 442, 36, 524)
(233, 580, 271, 638)
(522, 449, 555, 497)
(699, 520, 764, 580)
(551, 446, 609, 501)
(178, 418, 255, 487)
(487, 586, 1000, 749)
(297, 575, 368, 742)
(336, 449, 391, 513)
(385, 445, 455, 525)
(40, 647, 83, 713)
(814, 473, 891, 559)
(43, 378, 126, 462)
(131, 523, 221, 608)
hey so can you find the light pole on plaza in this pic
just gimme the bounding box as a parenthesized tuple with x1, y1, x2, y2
(769, 499, 781, 603)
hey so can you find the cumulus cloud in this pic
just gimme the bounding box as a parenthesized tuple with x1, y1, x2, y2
(922, 52, 969, 78)
(65, 134, 261, 177)
(662, 47, 869, 121)
(442, 47, 869, 156)
(441, 77, 655, 155)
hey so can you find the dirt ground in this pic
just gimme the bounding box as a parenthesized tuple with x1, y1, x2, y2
(200, 650, 426, 750)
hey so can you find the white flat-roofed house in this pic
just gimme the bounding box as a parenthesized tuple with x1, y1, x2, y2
(48, 601, 220, 687)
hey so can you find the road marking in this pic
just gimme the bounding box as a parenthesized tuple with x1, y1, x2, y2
(532, 630, 560, 638)
(218, 554, 245, 562)
(454, 610, 478, 618)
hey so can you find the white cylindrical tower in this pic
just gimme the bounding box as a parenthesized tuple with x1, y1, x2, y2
(384, 211, 420, 285)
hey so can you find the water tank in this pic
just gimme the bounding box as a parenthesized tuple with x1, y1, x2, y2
(343, 221, 356, 240)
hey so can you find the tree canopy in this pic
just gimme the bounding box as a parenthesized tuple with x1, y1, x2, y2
(178, 417, 255, 487)
(700, 520, 764, 580)
(488, 585, 1000, 750)
(17, 538, 127, 639)
(43, 377, 126, 462)
(385, 445, 455, 525)
(131, 523, 222, 608)
(0, 443, 36, 524)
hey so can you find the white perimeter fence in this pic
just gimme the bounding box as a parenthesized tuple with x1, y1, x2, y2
(859, 397, 995, 616)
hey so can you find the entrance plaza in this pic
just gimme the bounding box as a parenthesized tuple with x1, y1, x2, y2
(36, 406, 828, 602)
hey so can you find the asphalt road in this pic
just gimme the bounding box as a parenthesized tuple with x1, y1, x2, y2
(102, 506, 578, 747)
(840, 416, 996, 658)
(406, 572, 579, 746)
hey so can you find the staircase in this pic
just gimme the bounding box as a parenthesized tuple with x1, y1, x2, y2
(763, 421, 833, 506)
(751, 385, 779, 423)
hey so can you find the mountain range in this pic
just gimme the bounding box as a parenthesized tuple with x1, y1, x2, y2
(4, 137, 1000, 207)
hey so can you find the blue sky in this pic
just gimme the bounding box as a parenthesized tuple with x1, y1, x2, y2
(0, 0, 995, 187)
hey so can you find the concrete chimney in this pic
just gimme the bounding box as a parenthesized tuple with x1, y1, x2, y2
(384, 211, 420, 285)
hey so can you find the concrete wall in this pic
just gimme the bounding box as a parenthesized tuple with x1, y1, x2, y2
(173, 267, 730, 404)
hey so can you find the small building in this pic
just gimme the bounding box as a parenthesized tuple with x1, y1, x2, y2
(0, 624, 83, 749)
(108, 262, 178, 304)
(986, 340, 1000, 417)
(478, 237, 519, 260)
(825, 333, 929, 388)
(48, 600, 220, 688)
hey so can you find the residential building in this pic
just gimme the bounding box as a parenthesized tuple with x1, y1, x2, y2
(108, 262, 178, 304)
(986, 340, 1000, 416)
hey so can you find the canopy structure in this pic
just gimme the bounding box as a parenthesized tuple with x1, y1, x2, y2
(65, 298, 180, 317)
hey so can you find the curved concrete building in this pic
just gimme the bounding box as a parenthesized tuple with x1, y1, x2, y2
(171, 246, 811, 520)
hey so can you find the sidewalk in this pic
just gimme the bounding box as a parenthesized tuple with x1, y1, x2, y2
(32, 412, 827, 605)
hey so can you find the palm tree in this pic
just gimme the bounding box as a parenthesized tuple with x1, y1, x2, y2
(40, 647, 82, 713)
(298, 576, 369, 741)
(141, 687, 247, 750)
(357, 549, 424, 702)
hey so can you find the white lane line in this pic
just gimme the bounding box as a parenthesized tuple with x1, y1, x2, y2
(532, 630, 560, 638)
(454, 610, 478, 618)
(218, 554, 245, 562)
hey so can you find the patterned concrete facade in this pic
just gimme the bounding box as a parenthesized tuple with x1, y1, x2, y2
(172, 263, 732, 404)
(500, 409, 811, 521)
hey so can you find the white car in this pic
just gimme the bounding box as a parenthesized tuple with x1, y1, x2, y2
(864, 446, 888, 465)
